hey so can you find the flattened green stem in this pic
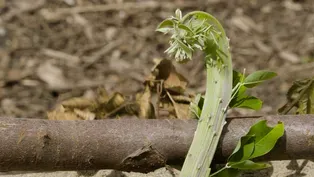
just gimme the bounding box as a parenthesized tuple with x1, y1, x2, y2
(179, 11, 232, 177)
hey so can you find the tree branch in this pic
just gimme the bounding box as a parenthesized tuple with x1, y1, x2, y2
(0, 115, 313, 172)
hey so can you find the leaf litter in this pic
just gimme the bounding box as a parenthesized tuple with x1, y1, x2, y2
(48, 58, 194, 120)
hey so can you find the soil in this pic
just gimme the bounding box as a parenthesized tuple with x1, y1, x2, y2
(0, 0, 314, 176)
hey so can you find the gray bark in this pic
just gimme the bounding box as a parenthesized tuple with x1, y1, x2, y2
(0, 115, 313, 173)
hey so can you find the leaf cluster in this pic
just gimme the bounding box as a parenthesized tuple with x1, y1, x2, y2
(190, 70, 277, 119)
(229, 70, 277, 110)
(156, 9, 222, 63)
(211, 120, 284, 177)
(279, 78, 314, 114)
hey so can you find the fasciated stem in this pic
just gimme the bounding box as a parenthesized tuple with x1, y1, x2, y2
(157, 10, 232, 177)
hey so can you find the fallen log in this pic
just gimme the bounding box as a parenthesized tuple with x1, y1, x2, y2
(0, 115, 313, 173)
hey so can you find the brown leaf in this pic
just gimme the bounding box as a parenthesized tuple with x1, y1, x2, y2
(136, 85, 155, 119)
(106, 92, 125, 111)
(166, 91, 191, 119)
(47, 105, 80, 120)
(146, 59, 188, 94)
(96, 87, 110, 104)
(164, 70, 188, 94)
(73, 109, 95, 120)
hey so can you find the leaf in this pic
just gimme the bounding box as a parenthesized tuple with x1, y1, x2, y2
(164, 69, 189, 94)
(47, 105, 81, 120)
(244, 70, 277, 88)
(229, 95, 262, 110)
(178, 24, 194, 34)
(247, 120, 284, 159)
(147, 59, 188, 94)
(232, 70, 244, 88)
(156, 19, 174, 33)
(135, 85, 156, 119)
(73, 109, 95, 120)
(166, 91, 190, 119)
(175, 9, 182, 19)
(230, 160, 271, 170)
(105, 92, 125, 111)
(278, 78, 314, 114)
(228, 135, 255, 162)
(211, 168, 241, 177)
(189, 94, 203, 119)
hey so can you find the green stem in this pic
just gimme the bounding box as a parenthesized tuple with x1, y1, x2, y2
(209, 166, 228, 177)
(179, 12, 233, 177)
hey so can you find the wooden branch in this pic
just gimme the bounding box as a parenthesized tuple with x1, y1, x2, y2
(0, 115, 313, 173)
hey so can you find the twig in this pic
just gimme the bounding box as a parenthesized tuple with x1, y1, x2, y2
(41, 48, 80, 65)
(166, 91, 181, 119)
(156, 81, 163, 119)
(83, 39, 124, 68)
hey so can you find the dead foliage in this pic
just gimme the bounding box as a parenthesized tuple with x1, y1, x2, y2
(48, 59, 194, 120)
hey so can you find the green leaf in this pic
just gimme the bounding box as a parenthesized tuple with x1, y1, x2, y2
(247, 120, 284, 159)
(232, 70, 244, 88)
(178, 24, 194, 34)
(156, 19, 174, 33)
(231, 70, 262, 110)
(227, 120, 284, 163)
(230, 160, 271, 170)
(211, 168, 241, 177)
(244, 70, 277, 88)
(189, 94, 203, 119)
(228, 135, 255, 162)
(230, 94, 262, 110)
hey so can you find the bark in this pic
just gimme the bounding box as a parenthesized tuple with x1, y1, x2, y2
(0, 115, 313, 173)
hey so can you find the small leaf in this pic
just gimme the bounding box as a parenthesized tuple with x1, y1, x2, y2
(178, 24, 194, 34)
(156, 19, 174, 33)
(244, 70, 277, 88)
(210, 168, 241, 177)
(247, 120, 284, 159)
(230, 160, 271, 170)
(230, 95, 263, 110)
(232, 70, 244, 88)
(175, 9, 182, 19)
(135, 85, 155, 119)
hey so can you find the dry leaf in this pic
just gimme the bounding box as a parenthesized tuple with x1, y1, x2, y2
(146, 59, 188, 94)
(135, 85, 155, 119)
(164, 70, 188, 94)
(106, 92, 125, 111)
(73, 109, 95, 120)
(47, 105, 80, 120)
(61, 97, 96, 109)
(166, 91, 191, 119)
(96, 87, 110, 104)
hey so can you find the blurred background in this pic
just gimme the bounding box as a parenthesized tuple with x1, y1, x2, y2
(0, 0, 313, 176)
(0, 0, 313, 119)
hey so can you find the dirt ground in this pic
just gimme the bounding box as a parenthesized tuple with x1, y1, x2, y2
(0, 0, 314, 176)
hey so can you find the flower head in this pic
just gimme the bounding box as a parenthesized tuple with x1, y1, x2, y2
(156, 9, 221, 63)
